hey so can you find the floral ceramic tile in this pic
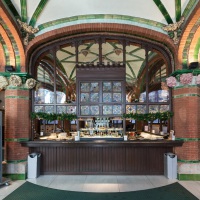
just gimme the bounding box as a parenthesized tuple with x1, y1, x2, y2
(90, 105, 99, 115)
(137, 105, 146, 114)
(103, 105, 112, 115)
(57, 106, 66, 113)
(103, 82, 112, 92)
(90, 82, 99, 92)
(103, 93, 112, 102)
(113, 105, 122, 114)
(81, 93, 89, 102)
(81, 106, 90, 115)
(81, 83, 90, 92)
(113, 82, 121, 92)
(160, 105, 169, 112)
(113, 93, 121, 102)
(126, 105, 136, 114)
(34, 106, 44, 113)
(66, 106, 76, 114)
(149, 105, 159, 113)
(45, 106, 54, 113)
(90, 93, 99, 102)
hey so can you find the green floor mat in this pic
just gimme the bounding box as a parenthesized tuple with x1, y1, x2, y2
(3, 181, 198, 200)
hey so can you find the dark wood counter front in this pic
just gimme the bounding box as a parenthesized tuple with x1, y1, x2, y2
(21, 140, 183, 175)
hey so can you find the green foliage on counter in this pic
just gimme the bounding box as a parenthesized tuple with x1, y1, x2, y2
(123, 111, 173, 121)
(30, 112, 77, 122)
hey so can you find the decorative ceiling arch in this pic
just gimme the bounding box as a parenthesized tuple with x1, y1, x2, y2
(36, 14, 166, 37)
(26, 32, 174, 93)
(0, 5, 25, 72)
(188, 29, 200, 63)
(2, 0, 199, 74)
(0, 24, 15, 66)
(0, 41, 6, 71)
(178, 1, 200, 69)
(3, 0, 198, 47)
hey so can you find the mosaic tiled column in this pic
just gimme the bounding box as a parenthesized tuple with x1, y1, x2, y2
(173, 85, 200, 180)
(3, 86, 30, 180)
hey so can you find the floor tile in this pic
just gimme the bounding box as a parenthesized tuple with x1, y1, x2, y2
(48, 175, 86, 191)
(27, 175, 56, 187)
(85, 175, 118, 184)
(146, 175, 177, 187)
(117, 175, 154, 192)
(83, 175, 119, 192)
(83, 183, 119, 193)
(179, 181, 200, 199)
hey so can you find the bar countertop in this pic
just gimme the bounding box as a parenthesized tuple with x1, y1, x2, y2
(21, 139, 183, 147)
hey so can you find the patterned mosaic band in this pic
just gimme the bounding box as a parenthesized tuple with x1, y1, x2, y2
(3, 173, 26, 180)
(178, 174, 200, 181)
(173, 85, 199, 90)
(173, 94, 200, 99)
(176, 138, 200, 142)
(5, 138, 30, 142)
(5, 96, 29, 100)
(178, 159, 200, 163)
(6, 86, 29, 90)
(6, 159, 27, 164)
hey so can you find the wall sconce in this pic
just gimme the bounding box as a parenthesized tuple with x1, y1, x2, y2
(5, 65, 15, 72)
(189, 62, 199, 69)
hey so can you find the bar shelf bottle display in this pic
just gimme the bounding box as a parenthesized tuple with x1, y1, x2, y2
(79, 117, 123, 140)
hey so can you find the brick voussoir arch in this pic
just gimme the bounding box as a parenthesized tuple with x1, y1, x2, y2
(178, 1, 200, 69)
(0, 25, 15, 67)
(0, 43, 6, 71)
(0, 7, 25, 71)
(26, 23, 177, 66)
(188, 27, 200, 63)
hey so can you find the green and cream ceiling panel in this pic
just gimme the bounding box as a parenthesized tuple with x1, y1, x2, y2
(3, 0, 199, 75)
(7, 0, 198, 36)
(56, 41, 148, 83)
(10, 0, 192, 25)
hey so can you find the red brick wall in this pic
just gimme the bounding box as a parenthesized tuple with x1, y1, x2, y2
(0, 6, 25, 70)
(173, 86, 200, 161)
(5, 89, 30, 161)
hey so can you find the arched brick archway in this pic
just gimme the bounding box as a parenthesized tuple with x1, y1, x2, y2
(26, 23, 177, 72)
(188, 27, 200, 63)
(0, 38, 6, 71)
(178, 1, 200, 69)
(0, 6, 25, 71)
(0, 24, 15, 67)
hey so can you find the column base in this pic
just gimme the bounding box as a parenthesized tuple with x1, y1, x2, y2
(178, 163, 200, 180)
(2, 161, 27, 180)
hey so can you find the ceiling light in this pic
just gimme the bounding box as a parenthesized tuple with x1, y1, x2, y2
(114, 48, 123, 56)
(81, 49, 89, 57)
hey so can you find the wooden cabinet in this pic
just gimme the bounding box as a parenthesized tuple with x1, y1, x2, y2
(76, 63, 126, 139)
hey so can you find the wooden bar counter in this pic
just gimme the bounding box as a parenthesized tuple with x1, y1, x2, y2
(21, 139, 183, 175)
